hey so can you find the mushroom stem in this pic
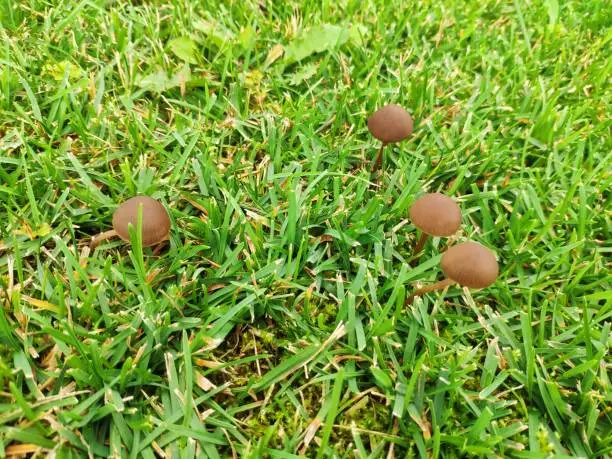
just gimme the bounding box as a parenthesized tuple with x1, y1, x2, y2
(406, 277, 456, 306)
(90, 230, 118, 249)
(372, 143, 386, 173)
(152, 239, 169, 255)
(413, 233, 429, 255)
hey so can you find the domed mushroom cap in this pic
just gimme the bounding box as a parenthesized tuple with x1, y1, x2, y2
(367, 105, 413, 143)
(409, 193, 461, 237)
(112, 196, 171, 247)
(441, 242, 499, 289)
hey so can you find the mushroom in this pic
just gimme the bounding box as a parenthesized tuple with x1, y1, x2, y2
(90, 196, 171, 249)
(367, 104, 413, 172)
(406, 241, 499, 305)
(409, 193, 461, 258)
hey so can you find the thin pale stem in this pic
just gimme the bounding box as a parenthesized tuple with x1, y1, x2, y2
(406, 278, 456, 306)
(371, 143, 386, 173)
(90, 229, 118, 249)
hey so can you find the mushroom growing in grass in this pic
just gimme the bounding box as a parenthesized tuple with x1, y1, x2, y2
(367, 104, 413, 173)
(90, 196, 171, 249)
(406, 241, 499, 305)
(409, 192, 461, 259)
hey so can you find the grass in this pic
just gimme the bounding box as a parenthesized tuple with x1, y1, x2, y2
(0, 0, 610, 457)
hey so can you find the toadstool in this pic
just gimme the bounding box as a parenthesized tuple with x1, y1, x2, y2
(91, 196, 171, 249)
(367, 104, 413, 173)
(409, 192, 461, 258)
(406, 241, 498, 305)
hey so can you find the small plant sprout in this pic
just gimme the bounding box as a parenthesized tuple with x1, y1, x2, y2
(91, 196, 171, 249)
(406, 241, 499, 305)
(409, 192, 461, 258)
(367, 104, 413, 173)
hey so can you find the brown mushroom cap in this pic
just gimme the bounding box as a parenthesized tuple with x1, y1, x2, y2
(409, 193, 461, 237)
(367, 105, 413, 144)
(440, 242, 499, 289)
(112, 196, 171, 247)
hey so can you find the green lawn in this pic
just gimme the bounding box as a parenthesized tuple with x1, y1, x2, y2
(1, 0, 610, 457)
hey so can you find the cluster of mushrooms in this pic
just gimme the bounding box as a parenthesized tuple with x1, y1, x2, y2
(367, 105, 499, 305)
(90, 104, 499, 307)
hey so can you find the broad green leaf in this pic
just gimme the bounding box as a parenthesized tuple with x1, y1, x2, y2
(284, 24, 350, 64)
(238, 25, 256, 50)
(264, 44, 284, 68)
(137, 66, 191, 93)
(544, 0, 559, 25)
(194, 19, 234, 48)
(370, 317, 394, 337)
(13, 350, 34, 379)
(288, 63, 318, 85)
(137, 69, 170, 93)
(43, 61, 82, 81)
(370, 367, 393, 390)
(168, 37, 198, 64)
(349, 24, 369, 46)
(168, 65, 191, 89)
